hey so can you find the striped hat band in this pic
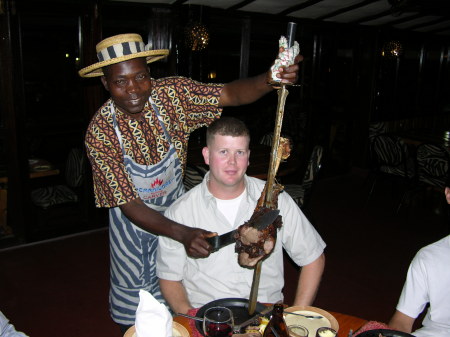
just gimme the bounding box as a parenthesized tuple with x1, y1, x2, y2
(78, 33, 169, 78)
(97, 41, 146, 62)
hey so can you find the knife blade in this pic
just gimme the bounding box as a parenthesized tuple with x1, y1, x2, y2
(233, 304, 274, 333)
(206, 209, 280, 252)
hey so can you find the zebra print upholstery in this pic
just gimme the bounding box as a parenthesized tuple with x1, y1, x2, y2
(284, 145, 324, 208)
(259, 132, 292, 147)
(31, 185, 78, 209)
(65, 148, 86, 188)
(31, 148, 86, 209)
(366, 133, 417, 212)
(260, 132, 274, 146)
(416, 143, 450, 189)
(183, 164, 208, 191)
(370, 133, 415, 179)
(368, 122, 387, 142)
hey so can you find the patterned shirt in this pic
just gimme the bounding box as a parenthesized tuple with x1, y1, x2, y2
(85, 76, 223, 208)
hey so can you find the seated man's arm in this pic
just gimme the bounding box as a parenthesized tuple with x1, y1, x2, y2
(293, 253, 325, 306)
(159, 279, 193, 314)
(388, 310, 414, 333)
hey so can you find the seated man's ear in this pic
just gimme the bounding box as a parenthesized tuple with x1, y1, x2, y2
(202, 147, 210, 165)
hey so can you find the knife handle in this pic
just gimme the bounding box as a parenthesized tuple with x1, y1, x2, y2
(206, 236, 220, 252)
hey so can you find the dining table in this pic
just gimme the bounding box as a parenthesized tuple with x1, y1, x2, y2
(174, 309, 368, 337)
(395, 128, 450, 149)
(0, 158, 60, 235)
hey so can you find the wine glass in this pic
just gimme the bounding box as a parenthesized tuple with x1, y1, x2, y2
(288, 324, 309, 337)
(315, 327, 337, 337)
(203, 306, 234, 337)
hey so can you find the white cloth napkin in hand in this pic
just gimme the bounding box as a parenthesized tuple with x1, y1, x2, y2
(270, 36, 300, 82)
(135, 290, 173, 337)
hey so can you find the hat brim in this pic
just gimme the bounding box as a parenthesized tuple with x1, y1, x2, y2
(78, 49, 169, 78)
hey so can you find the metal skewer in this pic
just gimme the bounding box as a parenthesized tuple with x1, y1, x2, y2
(247, 22, 297, 316)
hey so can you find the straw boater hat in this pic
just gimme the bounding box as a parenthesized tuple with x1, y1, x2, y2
(78, 33, 169, 78)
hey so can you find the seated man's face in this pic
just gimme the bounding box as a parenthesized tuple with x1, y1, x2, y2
(202, 134, 250, 194)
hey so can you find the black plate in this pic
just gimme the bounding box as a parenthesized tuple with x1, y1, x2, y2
(357, 329, 415, 337)
(195, 298, 266, 336)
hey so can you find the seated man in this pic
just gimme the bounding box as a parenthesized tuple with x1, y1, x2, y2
(388, 233, 450, 336)
(156, 117, 326, 314)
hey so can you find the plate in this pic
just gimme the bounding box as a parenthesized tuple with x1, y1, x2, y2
(195, 298, 266, 336)
(123, 322, 189, 337)
(284, 306, 339, 337)
(32, 165, 52, 172)
(357, 329, 415, 337)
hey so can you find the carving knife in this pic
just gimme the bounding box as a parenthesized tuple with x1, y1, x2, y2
(206, 209, 280, 252)
(233, 304, 274, 333)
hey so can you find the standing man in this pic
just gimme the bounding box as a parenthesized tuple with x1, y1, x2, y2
(157, 117, 325, 314)
(78, 33, 301, 331)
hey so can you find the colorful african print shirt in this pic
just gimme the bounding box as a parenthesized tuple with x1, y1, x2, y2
(85, 76, 223, 208)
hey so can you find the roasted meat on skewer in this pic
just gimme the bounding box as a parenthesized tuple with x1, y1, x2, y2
(235, 206, 282, 267)
(234, 136, 291, 268)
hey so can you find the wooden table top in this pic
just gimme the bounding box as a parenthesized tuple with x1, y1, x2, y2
(395, 129, 450, 148)
(174, 310, 367, 337)
(0, 158, 60, 184)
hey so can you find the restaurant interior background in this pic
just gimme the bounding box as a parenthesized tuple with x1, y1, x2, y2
(0, 0, 449, 248)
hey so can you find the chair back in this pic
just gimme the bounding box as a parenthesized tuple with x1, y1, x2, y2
(368, 122, 387, 141)
(370, 133, 414, 179)
(31, 148, 86, 209)
(301, 145, 324, 192)
(183, 164, 207, 191)
(416, 143, 450, 189)
(65, 148, 86, 188)
(259, 132, 274, 146)
(283, 145, 324, 208)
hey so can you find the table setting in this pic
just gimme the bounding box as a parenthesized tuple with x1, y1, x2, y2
(173, 298, 340, 337)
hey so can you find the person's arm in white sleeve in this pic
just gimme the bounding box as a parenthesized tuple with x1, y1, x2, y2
(292, 253, 325, 306)
(389, 310, 415, 333)
(0, 312, 29, 337)
(159, 279, 194, 314)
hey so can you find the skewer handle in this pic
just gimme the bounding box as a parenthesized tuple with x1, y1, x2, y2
(286, 22, 297, 48)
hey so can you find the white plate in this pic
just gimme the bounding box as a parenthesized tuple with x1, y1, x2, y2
(284, 306, 339, 337)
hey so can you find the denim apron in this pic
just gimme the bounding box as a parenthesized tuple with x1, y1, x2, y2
(108, 98, 184, 325)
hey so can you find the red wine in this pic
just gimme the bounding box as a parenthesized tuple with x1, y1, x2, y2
(206, 322, 233, 337)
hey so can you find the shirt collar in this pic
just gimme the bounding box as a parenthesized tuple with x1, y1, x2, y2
(200, 172, 259, 208)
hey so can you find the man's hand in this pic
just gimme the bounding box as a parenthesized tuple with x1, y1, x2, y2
(180, 227, 217, 258)
(268, 47, 303, 86)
